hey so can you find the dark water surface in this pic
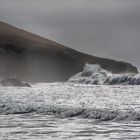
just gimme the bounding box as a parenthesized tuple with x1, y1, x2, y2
(1, 114, 140, 140)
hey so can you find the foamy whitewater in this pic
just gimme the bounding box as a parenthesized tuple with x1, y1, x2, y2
(69, 64, 140, 85)
(1, 64, 140, 140)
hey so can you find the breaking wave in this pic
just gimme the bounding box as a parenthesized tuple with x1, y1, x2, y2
(68, 64, 140, 85)
(0, 83, 140, 121)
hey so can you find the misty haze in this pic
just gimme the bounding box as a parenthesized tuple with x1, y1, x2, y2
(0, 0, 140, 140)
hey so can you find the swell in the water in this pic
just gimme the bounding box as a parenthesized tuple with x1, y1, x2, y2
(1, 102, 140, 121)
(0, 83, 140, 121)
(68, 64, 140, 85)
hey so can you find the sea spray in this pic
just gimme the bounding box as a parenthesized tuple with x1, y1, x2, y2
(68, 64, 140, 85)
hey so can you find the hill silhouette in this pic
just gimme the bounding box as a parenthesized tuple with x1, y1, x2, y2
(0, 21, 138, 82)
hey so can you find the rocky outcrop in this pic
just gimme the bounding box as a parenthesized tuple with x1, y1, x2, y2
(0, 21, 138, 82)
(0, 77, 31, 87)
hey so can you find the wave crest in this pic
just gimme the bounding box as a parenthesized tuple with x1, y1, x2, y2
(68, 64, 140, 85)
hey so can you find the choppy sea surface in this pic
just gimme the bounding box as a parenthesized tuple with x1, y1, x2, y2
(0, 83, 140, 140)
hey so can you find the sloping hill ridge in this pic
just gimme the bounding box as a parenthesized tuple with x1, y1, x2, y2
(0, 21, 138, 82)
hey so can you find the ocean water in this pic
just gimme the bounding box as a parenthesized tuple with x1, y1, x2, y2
(69, 64, 140, 85)
(1, 83, 140, 140)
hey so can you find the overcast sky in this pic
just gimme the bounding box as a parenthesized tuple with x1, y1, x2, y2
(0, 0, 140, 68)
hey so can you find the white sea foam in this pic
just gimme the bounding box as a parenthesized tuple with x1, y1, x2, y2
(0, 83, 140, 121)
(68, 64, 140, 85)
